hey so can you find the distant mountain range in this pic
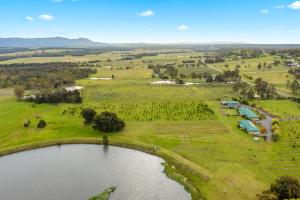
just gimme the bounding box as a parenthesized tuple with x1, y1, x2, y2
(1, 37, 300, 49)
(0, 37, 106, 48)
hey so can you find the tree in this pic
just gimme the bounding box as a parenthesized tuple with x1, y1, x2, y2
(37, 119, 46, 128)
(81, 108, 97, 125)
(93, 112, 125, 133)
(257, 63, 263, 70)
(270, 176, 300, 200)
(290, 80, 300, 94)
(166, 65, 178, 80)
(14, 86, 24, 101)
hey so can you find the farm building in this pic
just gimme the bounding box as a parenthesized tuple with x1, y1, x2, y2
(151, 80, 176, 85)
(221, 100, 240, 108)
(239, 120, 260, 135)
(239, 107, 259, 120)
(65, 86, 84, 92)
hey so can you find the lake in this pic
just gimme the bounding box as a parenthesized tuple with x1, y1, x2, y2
(0, 144, 191, 200)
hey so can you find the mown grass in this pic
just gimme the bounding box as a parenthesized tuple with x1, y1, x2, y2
(0, 95, 274, 200)
(0, 67, 299, 200)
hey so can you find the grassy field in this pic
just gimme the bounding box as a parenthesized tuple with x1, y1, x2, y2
(210, 55, 297, 96)
(0, 51, 300, 199)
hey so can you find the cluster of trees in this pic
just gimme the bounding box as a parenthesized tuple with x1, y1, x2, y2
(219, 48, 264, 59)
(214, 69, 241, 83)
(257, 62, 273, 71)
(288, 68, 300, 80)
(270, 49, 300, 58)
(257, 176, 300, 200)
(0, 62, 96, 89)
(25, 89, 82, 104)
(122, 53, 158, 60)
(233, 82, 255, 101)
(255, 78, 278, 100)
(286, 80, 300, 95)
(81, 109, 125, 133)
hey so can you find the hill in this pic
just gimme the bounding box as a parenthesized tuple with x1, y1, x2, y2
(0, 37, 106, 48)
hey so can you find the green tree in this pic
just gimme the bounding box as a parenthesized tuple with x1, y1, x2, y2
(290, 80, 300, 94)
(270, 176, 300, 200)
(81, 108, 97, 125)
(93, 112, 125, 133)
(37, 119, 47, 128)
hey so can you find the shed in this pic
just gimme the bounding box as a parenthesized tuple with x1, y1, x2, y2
(239, 120, 260, 135)
(239, 107, 259, 120)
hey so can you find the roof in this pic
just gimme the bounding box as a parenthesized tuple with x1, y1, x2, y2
(239, 120, 260, 133)
(221, 100, 240, 107)
(239, 107, 258, 119)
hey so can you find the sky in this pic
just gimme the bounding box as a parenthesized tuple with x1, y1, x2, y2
(0, 0, 300, 43)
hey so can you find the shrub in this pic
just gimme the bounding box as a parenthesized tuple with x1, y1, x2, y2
(93, 112, 125, 133)
(37, 119, 47, 128)
(81, 108, 97, 125)
(257, 176, 300, 200)
(24, 119, 31, 128)
(271, 176, 300, 200)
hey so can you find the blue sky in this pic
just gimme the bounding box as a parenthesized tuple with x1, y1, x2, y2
(0, 0, 300, 43)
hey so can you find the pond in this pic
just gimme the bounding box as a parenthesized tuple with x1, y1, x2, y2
(0, 144, 191, 200)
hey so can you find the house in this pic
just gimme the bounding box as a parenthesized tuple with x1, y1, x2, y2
(239, 120, 260, 135)
(239, 107, 259, 120)
(221, 100, 240, 109)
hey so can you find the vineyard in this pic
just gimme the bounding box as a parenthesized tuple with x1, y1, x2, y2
(194, 84, 238, 101)
(272, 121, 300, 178)
(62, 82, 217, 121)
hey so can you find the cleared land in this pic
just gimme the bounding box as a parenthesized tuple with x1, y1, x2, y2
(0, 50, 299, 200)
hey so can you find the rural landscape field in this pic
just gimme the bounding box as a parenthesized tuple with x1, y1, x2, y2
(1, 0, 300, 200)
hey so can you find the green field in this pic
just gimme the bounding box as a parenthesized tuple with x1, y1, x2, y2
(0, 50, 300, 200)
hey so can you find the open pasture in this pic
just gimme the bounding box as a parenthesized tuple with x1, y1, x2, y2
(254, 100, 300, 120)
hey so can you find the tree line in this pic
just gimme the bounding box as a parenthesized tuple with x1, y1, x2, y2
(0, 62, 96, 89)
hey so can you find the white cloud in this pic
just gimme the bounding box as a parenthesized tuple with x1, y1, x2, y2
(25, 16, 34, 21)
(177, 25, 189, 31)
(261, 9, 269, 14)
(38, 14, 55, 21)
(275, 5, 285, 9)
(288, 1, 300, 9)
(138, 10, 155, 17)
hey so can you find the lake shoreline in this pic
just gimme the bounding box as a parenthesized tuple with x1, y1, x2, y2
(0, 138, 204, 200)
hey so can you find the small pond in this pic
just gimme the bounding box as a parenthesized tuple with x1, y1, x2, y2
(0, 144, 191, 200)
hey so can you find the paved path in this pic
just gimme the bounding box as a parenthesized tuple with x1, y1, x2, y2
(257, 109, 273, 141)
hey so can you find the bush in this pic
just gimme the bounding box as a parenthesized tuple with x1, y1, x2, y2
(24, 119, 31, 128)
(257, 176, 300, 200)
(271, 176, 300, 200)
(81, 108, 97, 125)
(93, 112, 125, 133)
(28, 89, 82, 104)
(37, 119, 47, 128)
